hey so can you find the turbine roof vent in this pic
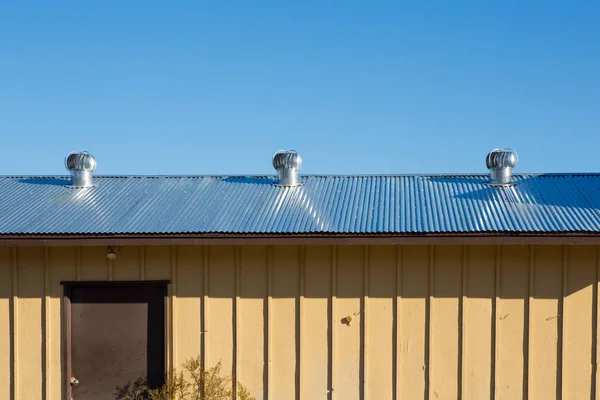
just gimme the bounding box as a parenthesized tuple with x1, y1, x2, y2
(65, 151, 97, 188)
(486, 148, 518, 186)
(272, 150, 302, 187)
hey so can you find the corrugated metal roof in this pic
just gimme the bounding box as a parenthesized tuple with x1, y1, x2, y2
(0, 174, 599, 235)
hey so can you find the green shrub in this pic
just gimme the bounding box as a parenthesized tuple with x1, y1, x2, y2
(115, 377, 149, 399)
(115, 357, 255, 400)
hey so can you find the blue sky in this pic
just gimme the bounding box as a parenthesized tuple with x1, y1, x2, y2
(1, 2, 599, 175)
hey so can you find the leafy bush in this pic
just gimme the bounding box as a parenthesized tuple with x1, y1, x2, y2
(115, 357, 255, 400)
(115, 377, 149, 399)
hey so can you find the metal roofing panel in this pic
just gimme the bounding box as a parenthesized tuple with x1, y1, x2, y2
(0, 174, 599, 235)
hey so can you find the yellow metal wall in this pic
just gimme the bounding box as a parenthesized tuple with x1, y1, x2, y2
(0, 244, 599, 399)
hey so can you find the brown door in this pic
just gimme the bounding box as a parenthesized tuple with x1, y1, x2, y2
(63, 281, 168, 399)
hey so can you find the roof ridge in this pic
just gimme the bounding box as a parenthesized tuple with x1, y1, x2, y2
(1, 173, 600, 179)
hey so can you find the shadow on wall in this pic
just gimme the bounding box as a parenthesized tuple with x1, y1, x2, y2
(114, 358, 256, 400)
(1, 245, 597, 303)
(198, 244, 599, 300)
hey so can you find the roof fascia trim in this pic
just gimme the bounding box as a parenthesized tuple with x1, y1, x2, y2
(0, 234, 599, 247)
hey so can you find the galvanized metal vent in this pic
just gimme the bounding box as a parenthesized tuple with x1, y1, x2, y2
(486, 148, 518, 186)
(65, 151, 97, 188)
(272, 150, 302, 187)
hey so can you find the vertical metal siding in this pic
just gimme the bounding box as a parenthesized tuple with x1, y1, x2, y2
(1, 244, 599, 399)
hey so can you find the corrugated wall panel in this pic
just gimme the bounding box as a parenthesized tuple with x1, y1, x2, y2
(303, 245, 331, 399)
(81, 247, 109, 281)
(175, 246, 203, 371)
(48, 247, 77, 400)
(206, 246, 236, 393)
(399, 245, 429, 399)
(16, 247, 44, 399)
(238, 246, 267, 399)
(366, 245, 395, 399)
(463, 245, 494, 399)
(1, 244, 600, 399)
(430, 245, 462, 399)
(271, 246, 300, 399)
(496, 245, 529, 399)
(563, 245, 596, 399)
(113, 246, 142, 281)
(144, 246, 174, 371)
(335, 245, 363, 399)
(530, 245, 563, 399)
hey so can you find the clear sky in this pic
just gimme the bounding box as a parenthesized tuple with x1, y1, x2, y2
(1, 2, 599, 176)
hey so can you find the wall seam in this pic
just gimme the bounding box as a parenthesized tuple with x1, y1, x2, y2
(328, 245, 337, 400)
(395, 244, 402, 400)
(76, 247, 81, 281)
(44, 247, 50, 400)
(427, 245, 434, 400)
(171, 245, 177, 371)
(560, 245, 567, 399)
(298, 246, 305, 400)
(267, 246, 273, 400)
(594, 245, 600, 400)
(526, 245, 534, 400)
(140, 247, 145, 281)
(12, 248, 18, 400)
(202, 246, 209, 373)
(492, 245, 500, 400)
(108, 249, 113, 281)
(362, 245, 369, 400)
(234, 245, 240, 398)
(460, 245, 467, 400)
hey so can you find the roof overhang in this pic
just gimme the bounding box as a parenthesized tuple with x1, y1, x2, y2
(0, 233, 599, 247)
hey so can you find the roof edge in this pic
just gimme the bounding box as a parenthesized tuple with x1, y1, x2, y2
(1, 172, 600, 179)
(1, 233, 599, 247)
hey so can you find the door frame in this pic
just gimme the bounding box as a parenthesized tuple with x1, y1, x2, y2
(61, 280, 170, 399)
